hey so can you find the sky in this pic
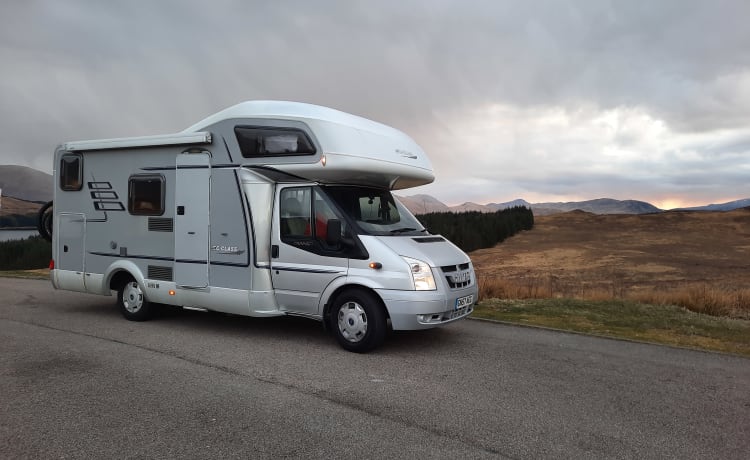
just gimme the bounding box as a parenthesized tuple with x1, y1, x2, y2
(1, 0, 749, 209)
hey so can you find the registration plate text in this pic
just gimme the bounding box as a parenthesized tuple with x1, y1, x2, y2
(455, 294, 474, 310)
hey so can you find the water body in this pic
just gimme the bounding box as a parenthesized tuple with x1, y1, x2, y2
(0, 229, 38, 242)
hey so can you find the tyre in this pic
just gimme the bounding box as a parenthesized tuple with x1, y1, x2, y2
(37, 201, 53, 242)
(117, 279, 154, 321)
(329, 289, 387, 353)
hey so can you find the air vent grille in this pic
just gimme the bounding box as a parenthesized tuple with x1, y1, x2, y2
(413, 236, 445, 243)
(147, 265, 173, 281)
(440, 263, 470, 273)
(148, 217, 174, 232)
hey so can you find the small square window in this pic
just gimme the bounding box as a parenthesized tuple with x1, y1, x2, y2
(128, 175, 165, 216)
(60, 154, 83, 191)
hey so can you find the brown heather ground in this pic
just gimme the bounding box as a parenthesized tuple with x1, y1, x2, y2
(0, 196, 43, 215)
(470, 208, 750, 319)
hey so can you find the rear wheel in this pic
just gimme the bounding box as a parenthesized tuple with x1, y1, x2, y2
(329, 289, 387, 353)
(117, 279, 154, 321)
(37, 201, 53, 241)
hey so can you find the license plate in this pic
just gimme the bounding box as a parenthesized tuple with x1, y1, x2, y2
(455, 294, 474, 310)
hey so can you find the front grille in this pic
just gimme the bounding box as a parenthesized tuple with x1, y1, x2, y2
(440, 263, 473, 289)
(148, 217, 174, 232)
(440, 263, 470, 273)
(147, 265, 173, 281)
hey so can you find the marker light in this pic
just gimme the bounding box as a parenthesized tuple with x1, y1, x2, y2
(49, 259, 55, 270)
(169, 290, 176, 296)
(402, 256, 436, 291)
(369, 262, 382, 269)
(321, 154, 327, 166)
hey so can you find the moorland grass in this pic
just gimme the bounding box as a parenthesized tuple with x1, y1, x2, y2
(479, 276, 750, 319)
(474, 298, 750, 356)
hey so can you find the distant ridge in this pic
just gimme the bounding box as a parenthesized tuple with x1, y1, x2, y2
(0, 165, 52, 203)
(530, 198, 661, 215)
(488, 199, 531, 209)
(676, 198, 750, 212)
(397, 194, 750, 216)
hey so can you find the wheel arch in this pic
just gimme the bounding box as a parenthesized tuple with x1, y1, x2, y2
(321, 280, 390, 327)
(104, 260, 146, 292)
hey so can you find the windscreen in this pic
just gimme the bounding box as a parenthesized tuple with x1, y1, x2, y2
(323, 186, 427, 236)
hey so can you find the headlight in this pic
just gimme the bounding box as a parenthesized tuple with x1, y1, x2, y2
(402, 256, 436, 291)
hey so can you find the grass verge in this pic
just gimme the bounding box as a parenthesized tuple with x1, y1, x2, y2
(0, 269, 50, 280)
(474, 298, 750, 357)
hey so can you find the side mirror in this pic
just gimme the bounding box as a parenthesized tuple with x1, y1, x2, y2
(326, 219, 342, 246)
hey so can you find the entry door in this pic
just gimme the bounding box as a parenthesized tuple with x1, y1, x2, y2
(174, 153, 211, 288)
(56, 213, 86, 291)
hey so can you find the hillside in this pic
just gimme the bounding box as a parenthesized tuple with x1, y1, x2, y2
(0, 196, 43, 215)
(678, 198, 750, 212)
(470, 208, 750, 309)
(395, 194, 451, 214)
(531, 198, 661, 215)
(0, 165, 52, 202)
(0, 196, 43, 228)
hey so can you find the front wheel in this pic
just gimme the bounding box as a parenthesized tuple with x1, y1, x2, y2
(117, 280, 154, 321)
(329, 289, 387, 353)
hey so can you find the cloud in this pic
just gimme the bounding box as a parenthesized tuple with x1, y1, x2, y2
(1, 0, 749, 207)
(413, 103, 750, 207)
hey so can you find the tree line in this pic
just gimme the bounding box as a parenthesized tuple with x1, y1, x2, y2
(417, 206, 534, 252)
(0, 235, 51, 270)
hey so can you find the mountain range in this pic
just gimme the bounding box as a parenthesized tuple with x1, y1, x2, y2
(0, 165, 748, 216)
(396, 195, 750, 215)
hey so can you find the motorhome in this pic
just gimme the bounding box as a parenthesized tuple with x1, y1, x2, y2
(40, 101, 477, 352)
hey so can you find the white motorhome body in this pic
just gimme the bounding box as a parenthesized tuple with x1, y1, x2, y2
(47, 101, 477, 352)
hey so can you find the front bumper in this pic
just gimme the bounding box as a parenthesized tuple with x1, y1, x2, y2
(376, 285, 478, 330)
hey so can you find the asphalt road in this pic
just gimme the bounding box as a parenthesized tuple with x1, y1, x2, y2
(1, 278, 749, 459)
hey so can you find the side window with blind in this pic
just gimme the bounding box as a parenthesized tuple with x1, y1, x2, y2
(235, 126, 316, 158)
(60, 154, 83, 191)
(128, 174, 165, 216)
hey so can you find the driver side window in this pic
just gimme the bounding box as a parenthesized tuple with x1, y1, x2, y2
(279, 187, 348, 255)
(279, 188, 311, 238)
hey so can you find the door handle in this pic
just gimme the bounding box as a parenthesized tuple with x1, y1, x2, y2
(177, 206, 185, 215)
(271, 245, 279, 258)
